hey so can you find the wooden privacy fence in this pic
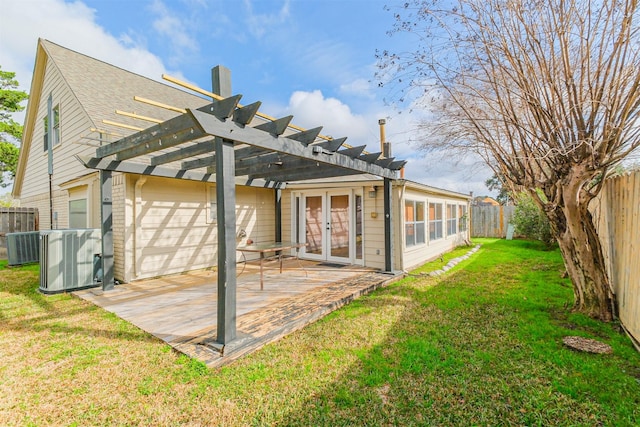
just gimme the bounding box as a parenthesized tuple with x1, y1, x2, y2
(591, 171, 640, 348)
(0, 207, 39, 259)
(471, 205, 515, 238)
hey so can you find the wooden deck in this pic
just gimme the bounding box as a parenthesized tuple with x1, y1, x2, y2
(74, 259, 398, 367)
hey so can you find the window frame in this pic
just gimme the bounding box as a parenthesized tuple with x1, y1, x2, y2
(405, 200, 426, 247)
(43, 104, 60, 151)
(446, 203, 458, 236)
(429, 202, 444, 241)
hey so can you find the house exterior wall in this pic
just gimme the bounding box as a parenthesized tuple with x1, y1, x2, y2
(116, 175, 275, 282)
(362, 184, 401, 270)
(281, 190, 293, 244)
(282, 180, 469, 272)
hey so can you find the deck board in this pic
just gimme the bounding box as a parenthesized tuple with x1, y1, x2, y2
(74, 260, 399, 366)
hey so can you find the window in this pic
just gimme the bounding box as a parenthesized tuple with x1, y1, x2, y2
(447, 204, 458, 236)
(405, 200, 425, 247)
(69, 198, 87, 228)
(429, 202, 443, 241)
(459, 204, 468, 232)
(43, 104, 60, 151)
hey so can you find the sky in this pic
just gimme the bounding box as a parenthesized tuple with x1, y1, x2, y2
(0, 0, 493, 197)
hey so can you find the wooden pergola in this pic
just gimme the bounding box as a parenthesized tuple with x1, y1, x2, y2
(81, 67, 405, 351)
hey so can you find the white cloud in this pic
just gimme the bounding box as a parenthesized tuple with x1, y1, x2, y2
(284, 90, 371, 143)
(402, 153, 492, 196)
(0, 0, 195, 141)
(0, 0, 185, 93)
(150, 0, 199, 62)
(280, 89, 490, 195)
(243, 0, 291, 39)
(281, 89, 490, 194)
(339, 78, 375, 99)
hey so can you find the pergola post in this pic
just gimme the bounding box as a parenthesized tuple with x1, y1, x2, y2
(213, 65, 237, 345)
(383, 177, 394, 273)
(100, 170, 115, 290)
(215, 137, 237, 344)
(212, 65, 231, 98)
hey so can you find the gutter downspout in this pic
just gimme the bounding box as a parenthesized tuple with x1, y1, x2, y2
(134, 176, 147, 278)
(47, 95, 54, 229)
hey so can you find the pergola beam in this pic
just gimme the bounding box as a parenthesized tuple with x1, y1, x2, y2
(150, 139, 215, 166)
(232, 145, 272, 160)
(234, 152, 291, 172)
(233, 101, 261, 125)
(96, 113, 205, 159)
(188, 108, 398, 179)
(76, 155, 284, 189)
(254, 115, 293, 135)
(337, 145, 366, 158)
(183, 154, 216, 170)
(251, 164, 365, 182)
(314, 137, 347, 152)
(375, 157, 395, 168)
(237, 156, 320, 178)
(389, 160, 408, 170)
(359, 152, 382, 163)
(197, 95, 242, 119)
(286, 127, 323, 145)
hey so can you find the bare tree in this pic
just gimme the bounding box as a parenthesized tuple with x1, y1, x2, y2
(378, 0, 640, 321)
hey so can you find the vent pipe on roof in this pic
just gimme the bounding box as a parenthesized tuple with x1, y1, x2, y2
(378, 119, 391, 158)
(379, 118, 404, 178)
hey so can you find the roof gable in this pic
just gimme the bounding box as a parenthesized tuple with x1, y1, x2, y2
(39, 40, 208, 135)
(13, 39, 209, 196)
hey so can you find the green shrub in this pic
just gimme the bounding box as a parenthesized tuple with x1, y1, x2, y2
(512, 192, 555, 248)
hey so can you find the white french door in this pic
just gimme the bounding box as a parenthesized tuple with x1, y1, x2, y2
(300, 191, 358, 263)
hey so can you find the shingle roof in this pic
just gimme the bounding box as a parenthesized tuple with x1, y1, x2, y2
(41, 39, 209, 139)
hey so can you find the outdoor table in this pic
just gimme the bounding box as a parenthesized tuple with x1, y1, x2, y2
(237, 241, 308, 290)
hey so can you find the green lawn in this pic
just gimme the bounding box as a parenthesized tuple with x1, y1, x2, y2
(1, 239, 638, 426)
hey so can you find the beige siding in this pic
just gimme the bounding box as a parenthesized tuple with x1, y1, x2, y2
(21, 57, 95, 195)
(19, 56, 96, 222)
(126, 177, 274, 280)
(281, 191, 293, 243)
(112, 173, 127, 282)
(363, 188, 387, 270)
(20, 192, 59, 230)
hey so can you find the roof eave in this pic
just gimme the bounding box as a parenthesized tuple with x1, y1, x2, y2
(12, 39, 47, 198)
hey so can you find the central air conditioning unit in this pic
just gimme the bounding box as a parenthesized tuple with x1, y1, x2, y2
(39, 229, 102, 294)
(6, 231, 40, 266)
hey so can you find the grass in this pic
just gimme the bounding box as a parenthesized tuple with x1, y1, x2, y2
(1, 239, 639, 426)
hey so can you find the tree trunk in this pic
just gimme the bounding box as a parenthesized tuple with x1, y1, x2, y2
(542, 181, 615, 322)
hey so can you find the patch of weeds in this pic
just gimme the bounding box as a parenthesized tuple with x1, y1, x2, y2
(332, 386, 356, 408)
(176, 354, 209, 383)
(357, 347, 392, 387)
(137, 376, 159, 396)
